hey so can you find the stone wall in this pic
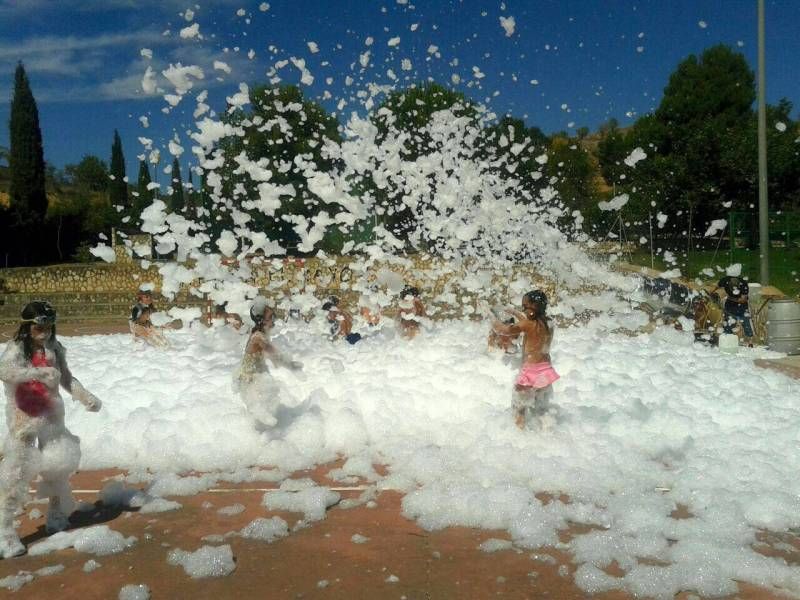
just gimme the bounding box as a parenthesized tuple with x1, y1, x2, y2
(0, 262, 163, 294)
(0, 257, 554, 323)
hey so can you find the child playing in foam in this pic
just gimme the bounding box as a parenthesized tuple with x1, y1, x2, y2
(397, 286, 427, 339)
(0, 302, 103, 559)
(234, 297, 303, 429)
(492, 290, 559, 429)
(322, 296, 362, 345)
(129, 286, 170, 348)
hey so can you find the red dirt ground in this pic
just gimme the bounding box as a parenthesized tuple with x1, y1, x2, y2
(0, 465, 797, 600)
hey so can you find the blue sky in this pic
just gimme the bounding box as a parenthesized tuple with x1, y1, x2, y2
(0, 0, 798, 188)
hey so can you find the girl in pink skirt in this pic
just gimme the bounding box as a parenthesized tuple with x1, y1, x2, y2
(492, 290, 559, 429)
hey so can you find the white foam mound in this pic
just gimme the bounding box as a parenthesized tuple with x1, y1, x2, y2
(119, 584, 151, 600)
(167, 544, 236, 578)
(239, 516, 289, 542)
(262, 479, 340, 522)
(0, 572, 34, 592)
(2, 316, 799, 597)
(28, 525, 137, 557)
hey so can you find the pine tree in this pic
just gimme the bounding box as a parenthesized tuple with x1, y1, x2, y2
(169, 157, 184, 212)
(8, 62, 47, 264)
(109, 129, 128, 209)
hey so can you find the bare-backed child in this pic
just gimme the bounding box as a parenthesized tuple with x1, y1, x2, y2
(492, 290, 559, 430)
(322, 297, 362, 345)
(397, 286, 426, 339)
(129, 287, 169, 347)
(235, 297, 302, 429)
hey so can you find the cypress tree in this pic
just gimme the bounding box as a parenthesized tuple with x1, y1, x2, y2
(8, 62, 47, 264)
(109, 129, 128, 208)
(186, 168, 197, 212)
(169, 157, 184, 212)
(132, 159, 153, 225)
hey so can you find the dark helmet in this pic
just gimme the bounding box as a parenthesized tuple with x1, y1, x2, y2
(21, 301, 57, 326)
(16, 301, 57, 359)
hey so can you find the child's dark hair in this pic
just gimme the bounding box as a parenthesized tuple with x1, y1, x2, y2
(321, 295, 341, 312)
(401, 286, 420, 298)
(523, 290, 550, 330)
(14, 301, 57, 362)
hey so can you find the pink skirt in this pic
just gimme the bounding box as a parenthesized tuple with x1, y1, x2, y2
(516, 362, 560, 389)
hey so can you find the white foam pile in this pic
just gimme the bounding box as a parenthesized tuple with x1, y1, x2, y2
(99, 481, 182, 513)
(0, 564, 64, 592)
(2, 316, 799, 596)
(27, 525, 136, 557)
(239, 516, 289, 542)
(261, 478, 341, 522)
(217, 503, 246, 516)
(118, 584, 151, 600)
(167, 544, 236, 578)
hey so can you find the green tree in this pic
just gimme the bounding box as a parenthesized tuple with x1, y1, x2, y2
(64, 155, 109, 192)
(8, 62, 47, 265)
(616, 45, 757, 244)
(597, 119, 628, 187)
(371, 82, 478, 245)
(547, 135, 599, 228)
(720, 99, 800, 214)
(213, 84, 342, 251)
(109, 129, 128, 209)
(374, 82, 478, 159)
(168, 157, 184, 212)
(481, 116, 550, 204)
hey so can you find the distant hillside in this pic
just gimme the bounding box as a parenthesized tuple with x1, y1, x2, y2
(0, 167, 108, 213)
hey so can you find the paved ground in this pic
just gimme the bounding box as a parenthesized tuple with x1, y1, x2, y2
(2, 465, 797, 600)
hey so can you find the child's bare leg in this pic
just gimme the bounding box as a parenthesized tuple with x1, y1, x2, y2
(513, 385, 533, 429)
(37, 420, 80, 533)
(0, 418, 41, 558)
(533, 386, 555, 430)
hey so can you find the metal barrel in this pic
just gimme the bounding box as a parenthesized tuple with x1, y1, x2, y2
(767, 299, 800, 355)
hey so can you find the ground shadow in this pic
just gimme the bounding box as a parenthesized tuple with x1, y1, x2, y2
(267, 393, 324, 433)
(21, 501, 139, 547)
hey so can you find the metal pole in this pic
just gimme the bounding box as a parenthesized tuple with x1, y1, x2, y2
(757, 0, 770, 284)
(649, 212, 654, 269)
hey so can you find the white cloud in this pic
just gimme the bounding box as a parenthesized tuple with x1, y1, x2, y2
(0, 29, 166, 61)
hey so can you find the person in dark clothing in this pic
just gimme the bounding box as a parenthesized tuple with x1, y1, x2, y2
(714, 275, 754, 344)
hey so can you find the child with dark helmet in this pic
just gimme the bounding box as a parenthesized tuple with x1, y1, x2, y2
(0, 302, 102, 558)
